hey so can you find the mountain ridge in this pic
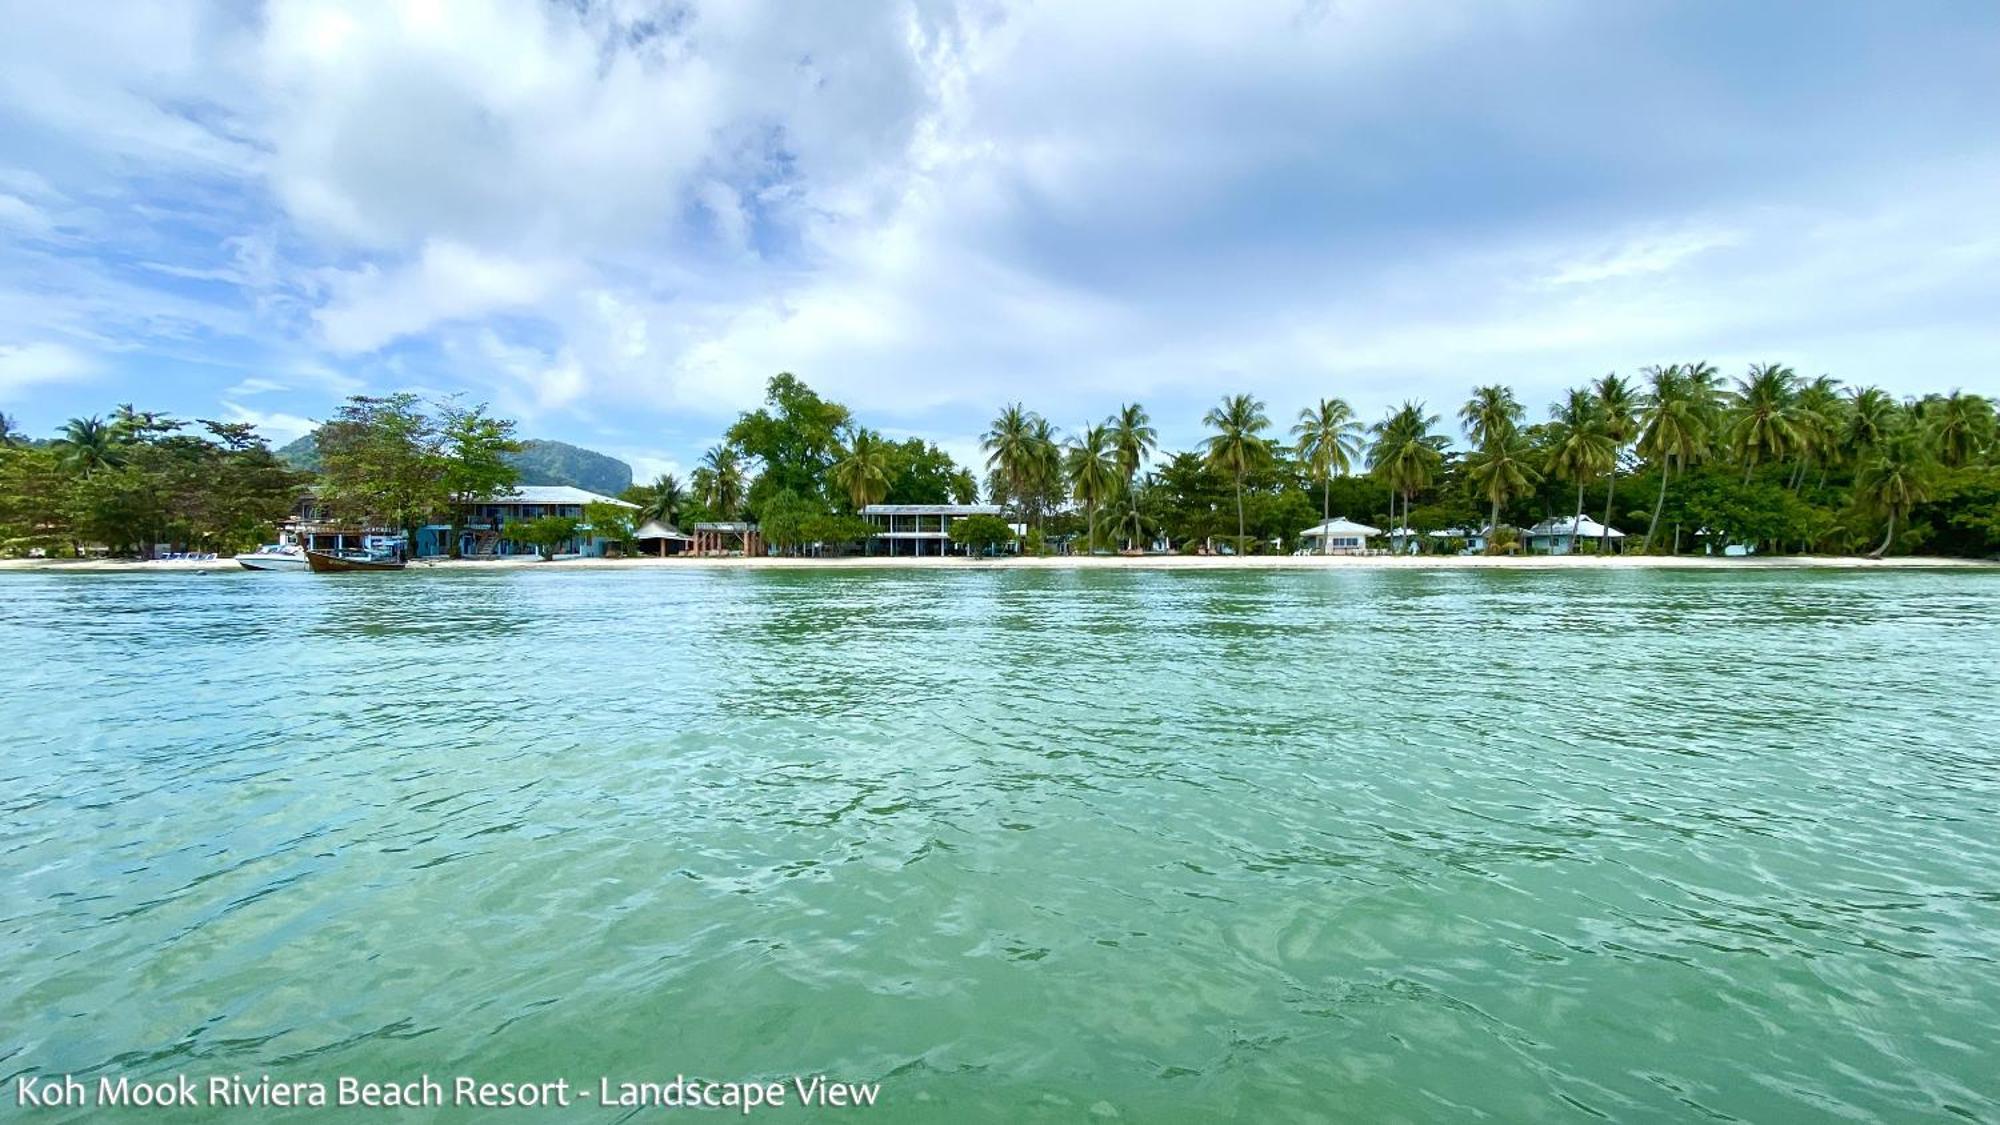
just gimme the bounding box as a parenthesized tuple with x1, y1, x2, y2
(276, 434, 634, 497)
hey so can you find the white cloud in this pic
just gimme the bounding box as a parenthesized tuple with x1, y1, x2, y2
(314, 240, 565, 353)
(225, 376, 289, 396)
(220, 400, 316, 446)
(0, 341, 96, 394)
(2, 0, 1998, 461)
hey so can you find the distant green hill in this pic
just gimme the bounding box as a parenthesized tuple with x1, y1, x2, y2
(277, 434, 633, 496)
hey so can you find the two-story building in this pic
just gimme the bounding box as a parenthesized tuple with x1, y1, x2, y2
(860, 503, 1007, 556)
(416, 485, 638, 559)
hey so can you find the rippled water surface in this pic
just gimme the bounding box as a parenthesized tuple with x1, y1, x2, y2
(4, 567, 1999, 1121)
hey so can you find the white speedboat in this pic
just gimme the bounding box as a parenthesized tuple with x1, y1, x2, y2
(236, 544, 308, 571)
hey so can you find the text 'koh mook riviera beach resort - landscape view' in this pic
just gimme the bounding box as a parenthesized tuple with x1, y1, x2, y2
(3, 3, 1999, 1122)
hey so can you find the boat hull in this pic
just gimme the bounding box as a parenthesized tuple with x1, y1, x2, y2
(237, 554, 307, 571)
(304, 550, 407, 573)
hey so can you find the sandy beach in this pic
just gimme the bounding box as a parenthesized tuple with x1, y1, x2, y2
(4, 553, 1993, 573)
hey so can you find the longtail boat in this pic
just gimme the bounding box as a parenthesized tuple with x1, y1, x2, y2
(304, 549, 407, 573)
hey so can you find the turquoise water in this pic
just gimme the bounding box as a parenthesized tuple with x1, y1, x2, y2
(3, 567, 1999, 1122)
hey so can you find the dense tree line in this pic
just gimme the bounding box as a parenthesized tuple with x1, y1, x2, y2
(0, 394, 523, 557)
(6, 364, 1991, 560)
(977, 366, 1997, 557)
(619, 373, 978, 555)
(0, 406, 308, 556)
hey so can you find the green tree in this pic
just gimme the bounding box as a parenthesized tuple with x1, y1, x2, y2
(725, 373, 851, 510)
(755, 488, 822, 554)
(1857, 429, 1934, 558)
(1468, 431, 1541, 550)
(1368, 402, 1443, 549)
(314, 394, 447, 541)
(1927, 390, 1993, 468)
(57, 416, 123, 476)
(0, 444, 72, 553)
(437, 399, 523, 557)
(1202, 393, 1272, 551)
(1637, 365, 1711, 552)
(700, 445, 745, 519)
(983, 403, 1062, 527)
(1108, 402, 1157, 486)
(1462, 385, 1530, 550)
(829, 427, 893, 512)
(1593, 372, 1641, 552)
(638, 473, 684, 527)
(1728, 362, 1800, 481)
(1546, 387, 1614, 552)
(1460, 385, 1523, 450)
(1292, 396, 1362, 553)
(582, 501, 636, 553)
(880, 439, 976, 505)
(949, 512, 1016, 555)
(504, 515, 580, 560)
(1844, 386, 1898, 462)
(1065, 422, 1118, 552)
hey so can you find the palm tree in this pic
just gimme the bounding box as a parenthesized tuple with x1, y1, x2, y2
(1728, 362, 1800, 481)
(1844, 386, 1897, 462)
(1927, 390, 1994, 468)
(0, 411, 22, 447)
(1065, 423, 1119, 553)
(1856, 427, 1934, 558)
(1593, 373, 1640, 552)
(1202, 393, 1272, 551)
(640, 473, 684, 527)
(1468, 430, 1541, 550)
(1546, 388, 1614, 553)
(1461, 385, 1527, 551)
(829, 427, 893, 512)
(1110, 484, 1154, 554)
(700, 445, 744, 519)
(1460, 384, 1524, 450)
(57, 416, 121, 475)
(1027, 415, 1063, 528)
(1367, 402, 1442, 550)
(1292, 397, 1362, 554)
(1108, 402, 1157, 485)
(1774, 374, 1844, 494)
(1636, 365, 1709, 552)
(983, 403, 1038, 524)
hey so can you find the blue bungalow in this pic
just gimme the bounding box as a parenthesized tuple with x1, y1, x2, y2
(415, 485, 639, 559)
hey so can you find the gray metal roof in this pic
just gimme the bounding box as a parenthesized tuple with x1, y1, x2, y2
(491, 485, 637, 508)
(1298, 517, 1382, 537)
(861, 504, 1003, 515)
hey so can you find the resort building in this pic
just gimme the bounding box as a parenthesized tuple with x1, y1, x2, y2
(414, 485, 638, 559)
(1523, 516, 1627, 555)
(1297, 517, 1381, 555)
(860, 503, 1007, 555)
(633, 519, 693, 556)
(691, 521, 763, 556)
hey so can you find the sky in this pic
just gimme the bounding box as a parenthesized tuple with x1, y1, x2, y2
(2, 0, 1998, 482)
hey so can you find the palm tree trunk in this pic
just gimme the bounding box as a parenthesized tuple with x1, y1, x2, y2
(1869, 511, 1895, 559)
(1573, 482, 1586, 555)
(1087, 501, 1096, 556)
(1488, 498, 1500, 555)
(1643, 464, 1670, 553)
(1600, 473, 1616, 554)
(1234, 478, 1246, 552)
(1321, 477, 1331, 556)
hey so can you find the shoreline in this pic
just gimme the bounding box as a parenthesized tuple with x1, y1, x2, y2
(3, 553, 1993, 573)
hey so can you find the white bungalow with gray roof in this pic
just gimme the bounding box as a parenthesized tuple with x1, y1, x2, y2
(1523, 515, 1627, 555)
(1297, 517, 1382, 555)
